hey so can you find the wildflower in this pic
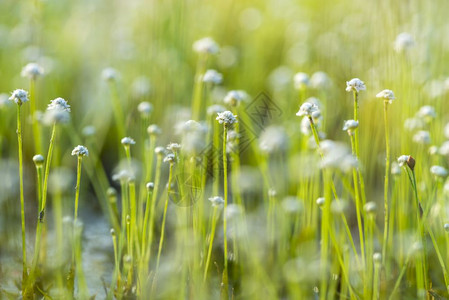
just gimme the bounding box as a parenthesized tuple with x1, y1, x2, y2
(207, 104, 226, 116)
(416, 105, 436, 121)
(202, 69, 223, 84)
(310, 71, 330, 90)
(391, 162, 401, 176)
(394, 32, 414, 53)
(9, 89, 29, 105)
(224, 90, 247, 107)
(82, 125, 96, 137)
(155, 146, 166, 155)
(193, 37, 220, 55)
(404, 117, 425, 132)
(373, 253, 382, 264)
(208, 196, 224, 208)
(216, 111, 237, 126)
(412, 130, 431, 145)
(320, 140, 357, 172)
(33, 154, 44, 166)
(112, 170, 132, 182)
(258, 126, 289, 154)
(346, 78, 366, 93)
(163, 153, 176, 164)
(440, 141, 449, 156)
(430, 166, 448, 178)
(342, 120, 359, 136)
(146, 182, 154, 191)
(397, 155, 415, 170)
(0, 93, 10, 108)
(444, 223, 449, 232)
(364, 201, 377, 214)
(281, 196, 303, 213)
(166, 143, 181, 152)
(296, 102, 319, 118)
(268, 66, 293, 90)
(102, 67, 119, 82)
(316, 197, 325, 207)
(132, 76, 151, 98)
(376, 89, 395, 104)
(44, 98, 71, 124)
(21, 62, 44, 79)
(293, 72, 309, 89)
(429, 145, 439, 156)
(137, 101, 153, 117)
(47, 97, 71, 112)
(121, 137, 136, 146)
(71, 145, 89, 157)
(147, 124, 162, 136)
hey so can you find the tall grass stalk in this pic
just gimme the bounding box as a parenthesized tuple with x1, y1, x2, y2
(382, 100, 391, 264)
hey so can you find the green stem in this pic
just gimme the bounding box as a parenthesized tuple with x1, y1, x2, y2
(204, 207, 219, 282)
(41, 123, 57, 211)
(74, 156, 83, 221)
(382, 101, 390, 264)
(222, 125, 229, 297)
(156, 162, 173, 271)
(146, 155, 162, 263)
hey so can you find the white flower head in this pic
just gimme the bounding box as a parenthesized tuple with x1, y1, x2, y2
(112, 170, 132, 182)
(166, 143, 181, 152)
(208, 196, 224, 208)
(82, 125, 96, 137)
(71, 145, 89, 157)
(163, 153, 176, 164)
(47, 97, 71, 112)
(137, 101, 153, 116)
(132, 76, 151, 98)
(147, 124, 162, 136)
(21, 62, 44, 79)
(207, 104, 226, 116)
(342, 120, 359, 135)
(376, 89, 396, 103)
(193, 37, 220, 55)
(440, 141, 449, 156)
(391, 162, 401, 176)
(155, 146, 166, 156)
(397, 155, 411, 167)
(444, 223, 449, 233)
(413, 130, 431, 145)
(296, 102, 319, 118)
(202, 69, 223, 84)
(394, 32, 415, 53)
(310, 71, 330, 90)
(121, 137, 136, 146)
(430, 165, 448, 178)
(224, 90, 248, 107)
(216, 111, 238, 126)
(346, 78, 366, 93)
(259, 126, 289, 154)
(416, 105, 436, 121)
(9, 89, 29, 105)
(102, 67, 120, 82)
(33, 154, 44, 165)
(293, 72, 309, 90)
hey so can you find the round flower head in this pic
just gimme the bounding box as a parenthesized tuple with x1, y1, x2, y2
(440, 141, 449, 156)
(258, 126, 289, 154)
(71, 145, 89, 157)
(166, 143, 181, 152)
(296, 102, 319, 118)
(430, 165, 448, 178)
(146, 182, 154, 191)
(102, 67, 119, 82)
(202, 69, 223, 84)
(47, 97, 71, 112)
(397, 155, 411, 168)
(9, 89, 29, 105)
(416, 105, 436, 121)
(163, 153, 176, 164)
(316, 197, 325, 207)
(121, 137, 136, 146)
(33, 154, 44, 166)
(82, 125, 96, 137)
(343, 120, 359, 135)
(394, 32, 414, 53)
(193, 37, 220, 55)
(21, 62, 44, 79)
(207, 104, 226, 116)
(147, 124, 161, 136)
(444, 223, 449, 233)
(293, 72, 309, 90)
(376, 89, 395, 104)
(155, 146, 166, 156)
(208, 196, 224, 208)
(224, 90, 247, 107)
(373, 253, 382, 264)
(364, 201, 377, 214)
(216, 111, 237, 126)
(412, 130, 431, 145)
(346, 78, 366, 93)
(137, 101, 153, 117)
(310, 71, 330, 90)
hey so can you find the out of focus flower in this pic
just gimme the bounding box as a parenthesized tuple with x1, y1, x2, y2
(166, 143, 181, 153)
(296, 102, 319, 118)
(217, 111, 237, 125)
(137, 101, 153, 117)
(376, 89, 395, 103)
(208, 196, 224, 208)
(320, 140, 357, 172)
(102, 67, 119, 82)
(416, 105, 436, 121)
(258, 126, 289, 154)
(310, 71, 330, 90)
(293, 72, 309, 90)
(346, 78, 366, 93)
(223, 90, 248, 107)
(21, 62, 44, 79)
(412, 130, 431, 145)
(404, 118, 425, 132)
(342, 120, 359, 136)
(193, 37, 220, 55)
(202, 69, 223, 84)
(71, 145, 89, 157)
(121, 137, 136, 146)
(207, 104, 226, 116)
(132, 76, 151, 98)
(112, 170, 133, 182)
(9, 89, 29, 105)
(82, 125, 96, 137)
(147, 124, 162, 136)
(391, 162, 401, 176)
(394, 32, 414, 53)
(430, 166, 448, 178)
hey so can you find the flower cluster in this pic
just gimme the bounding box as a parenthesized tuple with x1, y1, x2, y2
(71, 145, 89, 157)
(217, 111, 238, 126)
(9, 89, 29, 105)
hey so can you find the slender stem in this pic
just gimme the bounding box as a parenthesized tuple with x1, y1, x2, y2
(204, 207, 219, 282)
(74, 156, 83, 221)
(146, 155, 162, 263)
(382, 101, 390, 264)
(156, 162, 173, 271)
(17, 104, 27, 286)
(30, 79, 42, 153)
(30, 164, 44, 280)
(222, 125, 229, 296)
(41, 123, 57, 211)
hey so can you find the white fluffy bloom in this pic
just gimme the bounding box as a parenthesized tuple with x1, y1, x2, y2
(397, 155, 411, 167)
(112, 170, 133, 182)
(163, 153, 176, 164)
(376, 89, 396, 103)
(166, 143, 181, 152)
(155, 146, 166, 155)
(416, 105, 436, 120)
(224, 90, 247, 107)
(320, 140, 357, 172)
(394, 32, 414, 53)
(121, 137, 136, 146)
(9, 89, 29, 105)
(44, 97, 71, 124)
(208, 196, 224, 208)
(342, 120, 359, 135)
(412, 130, 431, 145)
(216, 111, 237, 125)
(21, 62, 44, 79)
(71, 145, 89, 157)
(147, 124, 162, 136)
(444, 123, 449, 139)
(258, 126, 289, 154)
(202, 69, 223, 84)
(33, 154, 44, 165)
(296, 102, 319, 118)
(47, 97, 71, 112)
(346, 78, 366, 93)
(440, 141, 449, 156)
(310, 71, 330, 90)
(293, 72, 309, 89)
(179, 120, 207, 155)
(137, 101, 153, 116)
(193, 37, 220, 55)
(404, 117, 425, 132)
(132, 76, 151, 98)
(430, 165, 448, 178)
(102, 67, 120, 82)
